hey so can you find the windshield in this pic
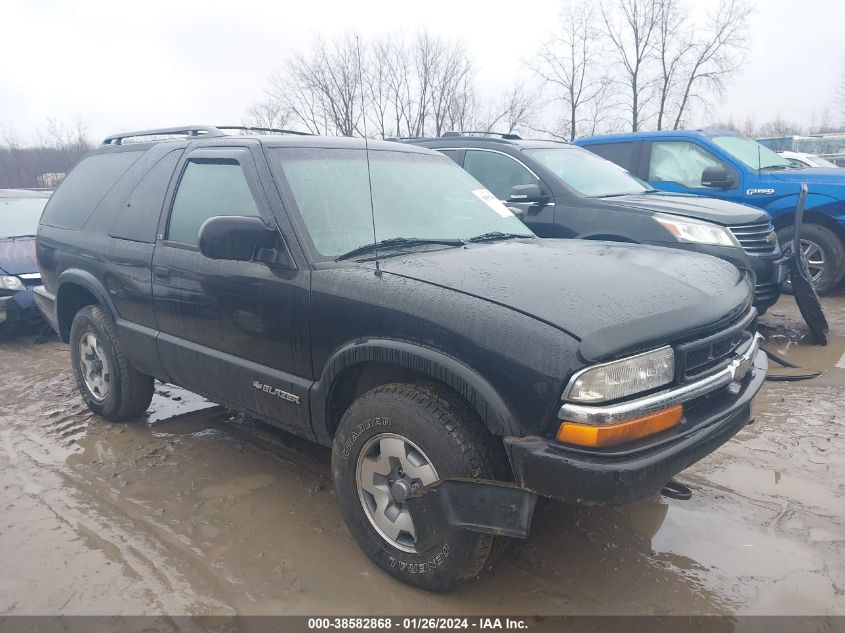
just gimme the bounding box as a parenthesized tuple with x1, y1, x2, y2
(712, 135, 793, 170)
(524, 147, 649, 197)
(271, 149, 533, 258)
(0, 196, 48, 238)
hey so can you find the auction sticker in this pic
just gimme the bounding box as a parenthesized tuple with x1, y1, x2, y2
(472, 188, 514, 218)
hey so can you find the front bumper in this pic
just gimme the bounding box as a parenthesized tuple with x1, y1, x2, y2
(504, 342, 767, 506)
(0, 287, 44, 331)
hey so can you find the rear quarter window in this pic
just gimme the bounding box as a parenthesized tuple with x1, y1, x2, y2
(40, 150, 144, 229)
(583, 142, 634, 171)
(109, 149, 182, 243)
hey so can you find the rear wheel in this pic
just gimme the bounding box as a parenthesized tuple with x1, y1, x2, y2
(69, 305, 154, 421)
(331, 382, 509, 591)
(778, 223, 845, 294)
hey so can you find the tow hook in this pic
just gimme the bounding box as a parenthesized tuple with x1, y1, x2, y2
(404, 478, 538, 553)
(661, 479, 692, 500)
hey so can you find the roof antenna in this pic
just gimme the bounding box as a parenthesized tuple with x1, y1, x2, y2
(757, 143, 762, 178)
(356, 34, 380, 275)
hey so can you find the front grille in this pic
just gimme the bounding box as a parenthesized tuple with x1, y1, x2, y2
(676, 308, 756, 382)
(728, 220, 778, 255)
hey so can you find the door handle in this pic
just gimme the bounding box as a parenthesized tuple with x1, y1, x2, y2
(153, 266, 170, 281)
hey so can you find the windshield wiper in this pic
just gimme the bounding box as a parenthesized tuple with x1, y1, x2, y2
(335, 237, 465, 261)
(466, 231, 532, 243)
(760, 164, 791, 171)
(587, 191, 642, 198)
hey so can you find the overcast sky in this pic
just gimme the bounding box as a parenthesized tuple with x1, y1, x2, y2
(1, 0, 842, 142)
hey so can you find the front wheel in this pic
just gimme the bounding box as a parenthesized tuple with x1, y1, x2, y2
(778, 223, 845, 294)
(331, 383, 509, 591)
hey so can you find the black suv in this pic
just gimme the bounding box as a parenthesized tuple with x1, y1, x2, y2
(35, 125, 766, 591)
(406, 133, 786, 314)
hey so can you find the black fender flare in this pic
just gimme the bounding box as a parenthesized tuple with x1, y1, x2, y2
(55, 269, 118, 340)
(310, 338, 519, 445)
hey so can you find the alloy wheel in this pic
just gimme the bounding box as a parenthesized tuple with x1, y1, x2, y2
(356, 432, 439, 553)
(78, 331, 111, 401)
(783, 238, 826, 289)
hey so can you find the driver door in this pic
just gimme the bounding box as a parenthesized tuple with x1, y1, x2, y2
(151, 144, 312, 435)
(645, 140, 744, 204)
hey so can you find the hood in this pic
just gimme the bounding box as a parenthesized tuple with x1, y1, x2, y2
(768, 167, 845, 185)
(0, 236, 37, 275)
(380, 239, 752, 362)
(602, 192, 767, 225)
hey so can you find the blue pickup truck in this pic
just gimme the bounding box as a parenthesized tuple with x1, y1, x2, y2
(575, 130, 845, 293)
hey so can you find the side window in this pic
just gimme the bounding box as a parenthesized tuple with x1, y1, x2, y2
(648, 141, 725, 188)
(40, 151, 144, 229)
(463, 150, 537, 200)
(437, 149, 462, 165)
(167, 160, 259, 245)
(109, 149, 182, 243)
(585, 143, 634, 171)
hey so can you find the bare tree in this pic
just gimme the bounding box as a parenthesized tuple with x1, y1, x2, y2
(809, 107, 835, 134)
(469, 84, 539, 135)
(0, 118, 92, 188)
(492, 84, 540, 134)
(264, 33, 365, 136)
(244, 99, 292, 130)
(401, 30, 476, 137)
(254, 30, 478, 140)
(381, 36, 417, 137)
(653, 0, 691, 130)
(757, 115, 803, 138)
(600, 0, 660, 132)
(530, 1, 609, 140)
(740, 115, 757, 138)
(670, 0, 753, 129)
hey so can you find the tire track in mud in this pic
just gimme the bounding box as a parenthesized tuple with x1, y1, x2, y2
(0, 340, 235, 614)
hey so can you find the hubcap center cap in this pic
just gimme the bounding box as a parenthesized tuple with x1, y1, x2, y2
(390, 479, 412, 504)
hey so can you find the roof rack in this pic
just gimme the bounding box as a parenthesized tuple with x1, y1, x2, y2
(441, 131, 523, 140)
(101, 124, 312, 146)
(215, 125, 312, 136)
(101, 125, 224, 146)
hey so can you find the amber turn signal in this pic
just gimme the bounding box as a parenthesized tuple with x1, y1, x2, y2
(556, 405, 683, 448)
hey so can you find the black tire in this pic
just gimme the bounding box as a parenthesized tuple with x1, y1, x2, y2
(778, 223, 845, 294)
(69, 305, 154, 421)
(331, 382, 510, 592)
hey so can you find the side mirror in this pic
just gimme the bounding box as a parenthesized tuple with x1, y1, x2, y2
(508, 183, 547, 203)
(198, 216, 278, 262)
(701, 166, 736, 189)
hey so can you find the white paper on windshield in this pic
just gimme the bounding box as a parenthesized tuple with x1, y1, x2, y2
(472, 188, 514, 218)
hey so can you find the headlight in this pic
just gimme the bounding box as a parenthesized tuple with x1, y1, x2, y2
(654, 213, 739, 247)
(565, 346, 675, 403)
(1, 276, 23, 291)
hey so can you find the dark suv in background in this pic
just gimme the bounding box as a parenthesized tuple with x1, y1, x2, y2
(35, 125, 766, 591)
(407, 133, 786, 314)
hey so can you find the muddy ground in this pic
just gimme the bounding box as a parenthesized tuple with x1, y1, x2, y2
(1, 293, 844, 618)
